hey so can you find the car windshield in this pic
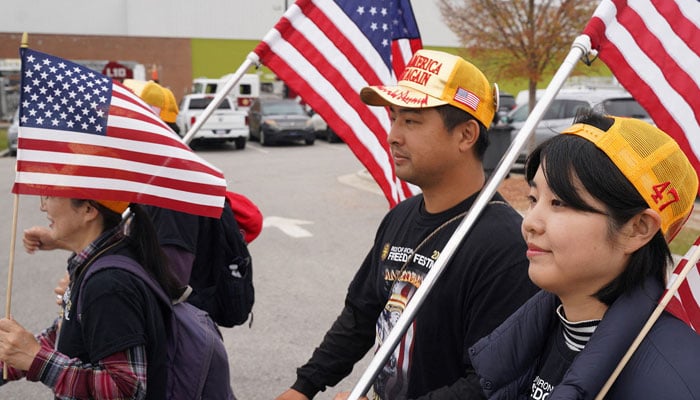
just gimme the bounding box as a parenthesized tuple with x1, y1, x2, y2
(600, 98, 650, 119)
(188, 97, 232, 110)
(262, 101, 306, 116)
(508, 104, 530, 123)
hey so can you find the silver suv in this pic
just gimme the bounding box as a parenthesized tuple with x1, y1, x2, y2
(503, 89, 652, 163)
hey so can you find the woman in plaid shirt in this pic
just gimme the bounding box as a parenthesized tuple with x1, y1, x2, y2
(0, 196, 178, 399)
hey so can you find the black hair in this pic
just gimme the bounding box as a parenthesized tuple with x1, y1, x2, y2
(524, 110, 671, 305)
(434, 104, 489, 160)
(73, 200, 182, 299)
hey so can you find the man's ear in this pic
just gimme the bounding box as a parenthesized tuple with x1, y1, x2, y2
(622, 209, 662, 254)
(457, 119, 480, 151)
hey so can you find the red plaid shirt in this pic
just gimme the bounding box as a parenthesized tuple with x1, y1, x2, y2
(1, 320, 148, 398)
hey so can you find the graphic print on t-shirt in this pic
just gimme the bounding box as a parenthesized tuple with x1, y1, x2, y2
(373, 242, 436, 400)
(374, 282, 416, 400)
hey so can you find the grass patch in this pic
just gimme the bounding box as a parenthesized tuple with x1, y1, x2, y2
(670, 227, 700, 257)
(0, 127, 7, 151)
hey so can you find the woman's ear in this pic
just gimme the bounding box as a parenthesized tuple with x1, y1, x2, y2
(82, 202, 101, 223)
(622, 209, 662, 254)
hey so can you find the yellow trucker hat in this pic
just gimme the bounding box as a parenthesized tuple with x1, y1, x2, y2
(123, 79, 179, 123)
(360, 49, 497, 127)
(562, 116, 698, 241)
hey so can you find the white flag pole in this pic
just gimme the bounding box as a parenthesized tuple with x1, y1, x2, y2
(181, 52, 260, 145)
(347, 34, 594, 400)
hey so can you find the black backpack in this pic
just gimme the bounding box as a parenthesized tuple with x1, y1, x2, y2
(188, 200, 255, 327)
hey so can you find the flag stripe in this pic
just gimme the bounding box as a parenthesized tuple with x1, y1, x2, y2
(18, 129, 225, 181)
(615, 1, 700, 122)
(254, 0, 422, 207)
(667, 240, 700, 331)
(15, 183, 220, 217)
(16, 159, 223, 197)
(14, 171, 223, 206)
(676, 282, 700, 331)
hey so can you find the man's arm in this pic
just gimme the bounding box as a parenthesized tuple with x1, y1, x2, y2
(291, 300, 379, 398)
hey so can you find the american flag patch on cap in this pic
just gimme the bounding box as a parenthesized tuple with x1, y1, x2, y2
(453, 87, 480, 111)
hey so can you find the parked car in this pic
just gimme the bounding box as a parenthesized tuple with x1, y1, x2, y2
(502, 89, 652, 162)
(247, 98, 315, 146)
(175, 94, 248, 149)
(309, 111, 342, 143)
(7, 108, 19, 156)
(496, 92, 516, 121)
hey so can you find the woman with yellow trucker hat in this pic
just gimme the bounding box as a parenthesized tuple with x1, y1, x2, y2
(469, 111, 700, 399)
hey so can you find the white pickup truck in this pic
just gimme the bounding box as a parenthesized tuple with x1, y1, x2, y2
(175, 94, 248, 149)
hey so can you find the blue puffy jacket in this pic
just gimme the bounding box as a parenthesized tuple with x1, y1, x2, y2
(469, 278, 700, 399)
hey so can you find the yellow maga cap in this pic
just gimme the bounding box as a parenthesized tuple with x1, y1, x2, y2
(360, 49, 497, 128)
(96, 199, 130, 214)
(123, 79, 179, 123)
(562, 117, 698, 240)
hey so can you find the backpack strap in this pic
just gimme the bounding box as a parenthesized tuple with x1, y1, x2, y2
(77, 255, 172, 317)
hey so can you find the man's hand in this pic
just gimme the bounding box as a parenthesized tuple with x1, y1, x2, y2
(0, 318, 41, 371)
(23, 226, 68, 253)
(275, 388, 311, 400)
(333, 392, 368, 400)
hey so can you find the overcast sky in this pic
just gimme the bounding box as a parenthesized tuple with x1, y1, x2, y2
(2, 1, 461, 47)
(409, 1, 461, 47)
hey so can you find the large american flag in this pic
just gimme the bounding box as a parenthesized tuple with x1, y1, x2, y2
(583, 0, 700, 193)
(12, 48, 227, 218)
(583, 0, 700, 332)
(253, 0, 422, 207)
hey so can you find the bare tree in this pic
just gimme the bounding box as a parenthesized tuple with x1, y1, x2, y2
(438, 0, 596, 110)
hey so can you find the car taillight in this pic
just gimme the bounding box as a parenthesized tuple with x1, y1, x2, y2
(238, 97, 251, 108)
(190, 116, 196, 125)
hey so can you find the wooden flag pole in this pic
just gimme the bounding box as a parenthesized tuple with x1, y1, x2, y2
(3, 195, 20, 380)
(3, 32, 28, 380)
(594, 244, 700, 399)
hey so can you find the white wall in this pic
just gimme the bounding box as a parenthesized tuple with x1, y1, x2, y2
(1, 0, 459, 47)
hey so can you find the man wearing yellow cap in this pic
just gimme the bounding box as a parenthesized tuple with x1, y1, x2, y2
(276, 50, 537, 399)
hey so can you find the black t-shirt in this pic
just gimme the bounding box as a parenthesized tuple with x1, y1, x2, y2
(59, 258, 169, 399)
(529, 323, 577, 400)
(295, 193, 538, 399)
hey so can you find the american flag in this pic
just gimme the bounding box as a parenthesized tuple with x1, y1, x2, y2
(583, 0, 700, 194)
(453, 87, 480, 111)
(665, 237, 700, 332)
(583, 0, 700, 333)
(253, 0, 422, 207)
(12, 48, 227, 218)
